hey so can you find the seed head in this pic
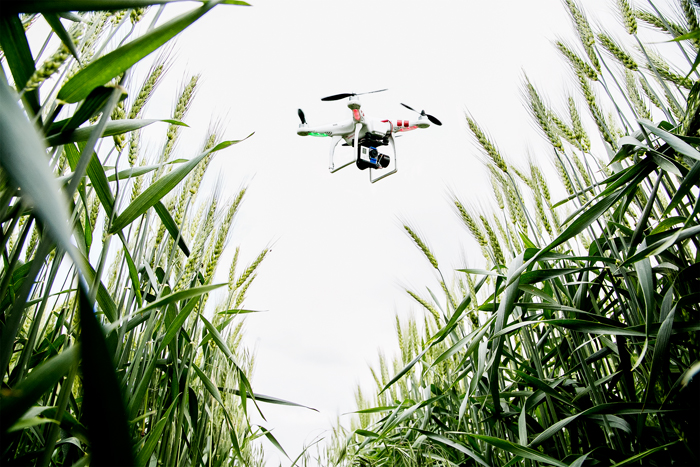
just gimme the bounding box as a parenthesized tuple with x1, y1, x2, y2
(454, 200, 489, 249)
(568, 97, 592, 151)
(680, 0, 700, 47)
(531, 165, 551, 204)
(466, 115, 508, 173)
(130, 7, 148, 24)
(564, 0, 601, 72)
(634, 9, 685, 37)
(598, 33, 638, 70)
(555, 157, 574, 196)
(406, 289, 442, 325)
(228, 247, 240, 292)
(624, 70, 651, 119)
(616, 0, 637, 35)
(404, 225, 439, 270)
(647, 54, 694, 90)
(572, 152, 592, 187)
(550, 111, 579, 147)
(111, 99, 126, 152)
(234, 249, 268, 291)
(24, 25, 82, 92)
(492, 177, 505, 210)
(481, 215, 506, 267)
(525, 81, 565, 153)
(111, 9, 127, 25)
(160, 75, 199, 165)
(575, 69, 617, 149)
(639, 75, 665, 111)
(129, 63, 164, 119)
(234, 273, 255, 309)
(556, 41, 598, 80)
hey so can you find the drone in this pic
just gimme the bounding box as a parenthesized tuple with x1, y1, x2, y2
(297, 89, 441, 183)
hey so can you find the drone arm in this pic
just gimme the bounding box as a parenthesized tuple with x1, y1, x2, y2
(328, 135, 342, 171)
(353, 122, 362, 149)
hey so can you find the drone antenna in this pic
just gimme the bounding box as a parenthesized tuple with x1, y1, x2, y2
(298, 108, 306, 124)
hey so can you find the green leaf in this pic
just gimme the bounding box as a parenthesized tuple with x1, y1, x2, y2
(43, 13, 80, 60)
(199, 314, 239, 366)
(258, 426, 290, 459)
(0, 14, 39, 114)
(681, 361, 700, 387)
(457, 268, 505, 277)
(46, 118, 177, 146)
(134, 398, 178, 467)
(621, 225, 700, 267)
(609, 440, 679, 467)
(109, 138, 248, 234)
(57, 0, 227, 103)
(73, 250, 119, 322)
(78, 286, 134, 466)
(520, 267, 598, 285)
(153, 201, 190, 257)
(0, 82, 75, 262)
(663, 160, 700, 217)
(192, 363, 244, 460)
(0, 346, 78, 433)
(4, 0, 250, 13)
(218, 387, 318, 412)
(7, 416, 58, 433)
(639, 119, 700, 161)
(217, 308, 264, 314)
(470, 434, 568, 467)
(490, 253, 524, 414)
(117, 232, 143, 307)
(126, 296, 202, 419)
(50, 86, 122, 134)
(135, 283, 225, 315)
(355, 429, 380, 439)
(431, 318, 492, 369)
(544, 319, 645, 337)
(644, 300, 676, 404)
(410, 430, 489, 467)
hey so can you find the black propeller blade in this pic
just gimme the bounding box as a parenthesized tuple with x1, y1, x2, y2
(321, 89, 388, 101)
(298, 108, 306, 124)
(400, 102, 442, 126)
(321, 93, 354, 102)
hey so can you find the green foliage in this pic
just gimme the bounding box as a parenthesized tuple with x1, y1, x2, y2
(330, 1, 700, 466)
(0, 3, 291, 466)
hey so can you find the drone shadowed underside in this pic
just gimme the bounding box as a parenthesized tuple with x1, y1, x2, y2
(297, 89, 441, 183)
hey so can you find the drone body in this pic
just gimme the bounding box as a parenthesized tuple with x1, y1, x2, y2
(297, 90, 441, 183)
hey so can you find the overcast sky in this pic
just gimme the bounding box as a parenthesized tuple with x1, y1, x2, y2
(139, 0, 630, 464)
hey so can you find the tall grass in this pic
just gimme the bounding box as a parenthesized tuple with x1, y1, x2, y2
(0, 2, 307, 465)
(327, 1, 700, 466)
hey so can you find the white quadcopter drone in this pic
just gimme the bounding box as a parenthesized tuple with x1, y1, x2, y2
(297, 89, 442, 183)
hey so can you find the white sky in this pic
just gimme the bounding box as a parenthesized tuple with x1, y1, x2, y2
(12, 0, 687, 465)
(152, 0, 625, 465)
(20, 0, 685, 464)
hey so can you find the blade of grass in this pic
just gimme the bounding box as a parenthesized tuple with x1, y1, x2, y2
(57, 0, 227, 103)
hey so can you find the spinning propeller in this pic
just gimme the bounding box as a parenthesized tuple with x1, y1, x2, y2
(400, 103, 442, 126)
(321, 89, 388, 101)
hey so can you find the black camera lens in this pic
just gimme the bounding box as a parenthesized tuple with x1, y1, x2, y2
(379, 154, 390, 168)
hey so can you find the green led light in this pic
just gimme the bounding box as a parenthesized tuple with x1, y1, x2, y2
(309, 132, 330, 137)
